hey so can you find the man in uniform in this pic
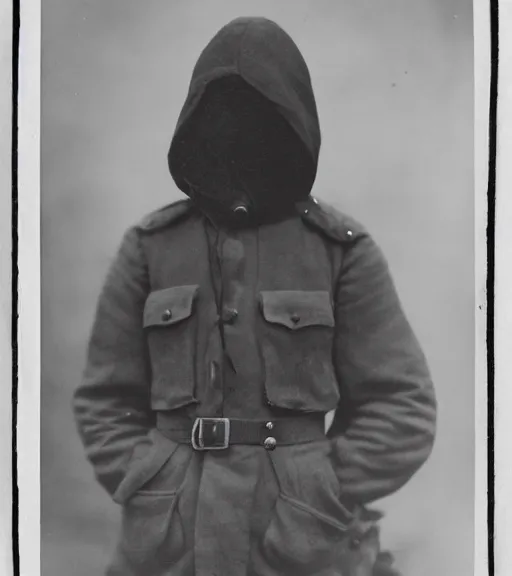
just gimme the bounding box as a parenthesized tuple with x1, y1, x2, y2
(74, 16, 436, 576)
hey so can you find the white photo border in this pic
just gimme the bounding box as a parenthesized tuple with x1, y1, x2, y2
(1, 1, 14, 575)
(18, 0, 41, 575)
(495, 0, 512, 574)
(474, 0, 491, 574)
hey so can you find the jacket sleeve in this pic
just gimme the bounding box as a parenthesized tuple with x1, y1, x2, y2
(328, 232, 436, 505)
(73, 226, 154, 497)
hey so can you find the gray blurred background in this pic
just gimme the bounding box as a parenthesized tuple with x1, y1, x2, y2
(41, 1, 474, 575)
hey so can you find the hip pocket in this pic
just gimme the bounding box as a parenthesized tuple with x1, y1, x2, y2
(120, 489, 185, 567)
(259, 443, 353, 575)
(259, 290, 340, 412)
(118, 434, 193, 568)
(144, 285, 200, 410)
(262, 492, 348, 575)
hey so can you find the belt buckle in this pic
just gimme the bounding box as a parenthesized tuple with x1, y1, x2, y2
(191, 417, 230, 451)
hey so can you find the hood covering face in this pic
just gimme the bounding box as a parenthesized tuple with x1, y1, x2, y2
(168, 17, 321, 225)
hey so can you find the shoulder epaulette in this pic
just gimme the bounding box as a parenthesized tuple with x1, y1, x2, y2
(297, 196, 367, 244)
(136, 198, 195, 233)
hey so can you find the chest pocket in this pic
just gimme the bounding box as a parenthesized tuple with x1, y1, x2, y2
(259, 290, 340, 412)
(144, 285, 199, 411)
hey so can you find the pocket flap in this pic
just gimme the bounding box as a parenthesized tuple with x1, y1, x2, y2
(260, 291, 334, 330)
(144, 285, 199, 328)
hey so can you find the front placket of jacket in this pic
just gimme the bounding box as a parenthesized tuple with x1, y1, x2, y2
(218, 230, 247, 418)
(195, 221, 258, 576)
(201, 220, 244, 415)
(200, 220, 224, 417)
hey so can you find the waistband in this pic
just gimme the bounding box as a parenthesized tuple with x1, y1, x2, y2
(156, 412, 326, 451)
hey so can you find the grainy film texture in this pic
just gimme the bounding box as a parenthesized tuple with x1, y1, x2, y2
(41, 2, 474, 575)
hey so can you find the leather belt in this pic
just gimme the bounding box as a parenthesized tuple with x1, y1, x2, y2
(156, 413, 326, 451)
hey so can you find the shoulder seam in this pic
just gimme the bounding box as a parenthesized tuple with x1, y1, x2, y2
(135, 198, 195, 233)
(297, 196, 367, 244)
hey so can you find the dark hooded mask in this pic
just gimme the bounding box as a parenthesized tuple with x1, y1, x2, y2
(168, 17, 321, 226)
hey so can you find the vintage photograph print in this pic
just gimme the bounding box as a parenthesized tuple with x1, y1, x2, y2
(39, 2, 477, 575)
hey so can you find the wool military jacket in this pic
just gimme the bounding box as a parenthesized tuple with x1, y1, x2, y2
(74, 196, 436, 576)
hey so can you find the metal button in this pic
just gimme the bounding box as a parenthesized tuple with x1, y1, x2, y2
(265, 421, 274, 430)
(291, 313, 300, 324)
(223, 308, 238, 324)
(349, 537, 362, 550)
(264, 437, 277, 451)
(347, 230, 353, 237)
(304, 209, 309, 214)
(161, 309, 172, 321)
